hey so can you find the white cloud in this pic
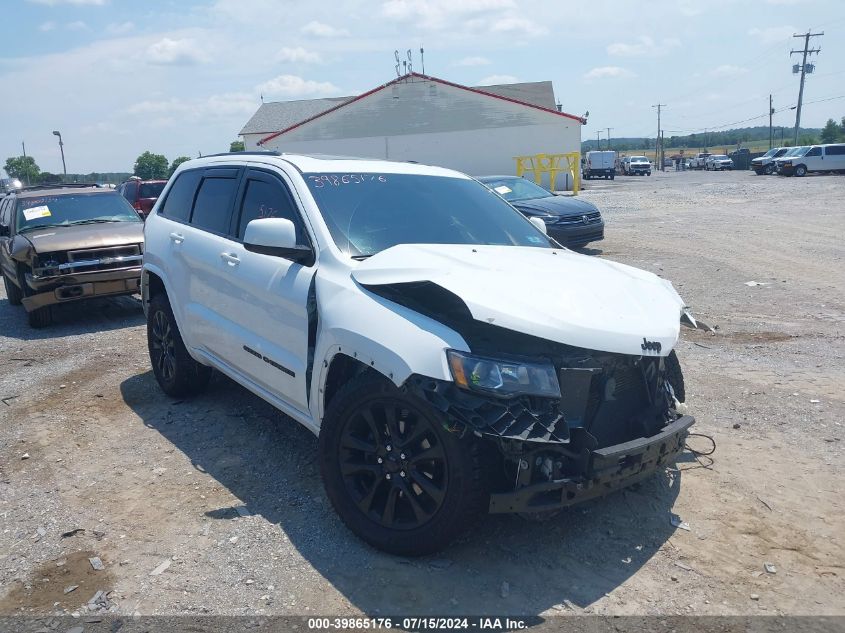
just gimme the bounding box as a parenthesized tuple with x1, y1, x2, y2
(276, 46, 322, 64)
(146, 38, 209, 65)
(453, 56, 491, 67)
(66, 20, 89, 31)
(127, 92, 257, 120)
(28, 0, 107, 4)
(106, 21, 134, 35)
(748, 25, 796, 44)
(607, 36, 680, 57)
(257, 74, 341, 98)
(584, 66, 636, 79)
(477, 74, 518, 85)
(38, 21, 57, 32)
(489, 16, 547, 37)
(382, 0, 515, 29)
(301, 21, 349, 38)
(709, 64, 749, 77)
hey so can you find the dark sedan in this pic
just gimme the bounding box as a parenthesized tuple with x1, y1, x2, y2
(477, 176, 605, 248)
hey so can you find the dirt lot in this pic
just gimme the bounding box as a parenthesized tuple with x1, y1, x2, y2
(1, 169, 843, 619)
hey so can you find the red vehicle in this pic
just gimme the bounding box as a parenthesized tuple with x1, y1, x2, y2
(117, 177, 166, 218)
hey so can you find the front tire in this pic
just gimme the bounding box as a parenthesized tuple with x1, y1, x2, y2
(27, 305, 52, 328)
(147, 293, 211, 397)
(319, 374, 486, 556)
(665, 350, 685, 403)
(794, 164, 807, 177)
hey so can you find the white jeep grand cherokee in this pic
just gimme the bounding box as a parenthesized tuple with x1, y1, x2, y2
(142, 152, 697, 555)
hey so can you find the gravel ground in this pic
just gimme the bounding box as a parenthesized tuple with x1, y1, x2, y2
(1, 168, 843, 619)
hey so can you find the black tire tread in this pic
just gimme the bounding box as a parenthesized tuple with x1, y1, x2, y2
(3, 272, 23, 306)
(27, 305, 52, 328)
(665, 350, 686, 403)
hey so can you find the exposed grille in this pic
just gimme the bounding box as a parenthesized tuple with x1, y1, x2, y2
(554, 211, 602, 226)
(61, 244, 143, 273)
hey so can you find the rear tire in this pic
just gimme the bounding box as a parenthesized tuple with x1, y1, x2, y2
(319, 373, 486, 556)
(147, 293, 211, 397)
(3, 272, 22, 306)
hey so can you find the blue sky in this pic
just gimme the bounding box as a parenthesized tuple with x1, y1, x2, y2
(1, 0, 843, 174)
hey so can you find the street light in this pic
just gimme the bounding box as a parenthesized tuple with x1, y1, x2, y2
(52, 130, 67, 179)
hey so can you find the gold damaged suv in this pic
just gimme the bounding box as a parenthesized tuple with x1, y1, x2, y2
(0, 184, 144, 327)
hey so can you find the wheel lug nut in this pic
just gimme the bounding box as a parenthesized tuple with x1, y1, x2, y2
(400, 453, 406, 459)
(386, 473, 392, 480)
(377, 457, 383, 464)
(386, 445, 392, 452)
(400, 471, 406, 478)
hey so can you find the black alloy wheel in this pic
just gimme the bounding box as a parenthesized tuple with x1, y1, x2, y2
(320, 374, 486, 555)
(150, 309, 176, 383)
(338, 398, 448, 531)
(146, 293, 211, 396)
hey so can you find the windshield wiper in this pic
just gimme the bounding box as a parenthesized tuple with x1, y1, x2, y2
(350, 254, 372, 260)
(66, 219, 123, 226)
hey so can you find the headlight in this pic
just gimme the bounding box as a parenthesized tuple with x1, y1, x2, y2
(446, 350, 561, 399)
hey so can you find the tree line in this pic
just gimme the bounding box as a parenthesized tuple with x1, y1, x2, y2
(580, 123, 841, 152)
(3, 140, 246, 186)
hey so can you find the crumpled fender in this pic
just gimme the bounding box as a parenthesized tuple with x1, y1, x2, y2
(310, 269, 469, 420)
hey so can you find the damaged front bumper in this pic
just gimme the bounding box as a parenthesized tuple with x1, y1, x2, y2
(488, 415, 694, 513)
(22, 267, 141, 311)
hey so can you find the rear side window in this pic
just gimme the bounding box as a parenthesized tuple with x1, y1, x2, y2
(161, 170, 201, 222)
(140, 182, 166, 198)
(825, 145, 845, 156)
(191, 176, 238, 235)
(121, 181, 137, 202)
(0, 198, 11, 228)
(236, 176, 305, 242)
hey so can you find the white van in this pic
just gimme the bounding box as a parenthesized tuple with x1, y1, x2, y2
(779, 144, 845, 176)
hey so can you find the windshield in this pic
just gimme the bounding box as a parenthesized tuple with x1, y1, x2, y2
(762, 148, 779, 158)
(783, 146, 806, 157)
(304, 173, 554, 258)
(16, 192, 141, 232)
(712, 155, 729, 160)
(631, 156, 648, 162)
(478, 177, 552, 203)
(139, 182, 166, 198)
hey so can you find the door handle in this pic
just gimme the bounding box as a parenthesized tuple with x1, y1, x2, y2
(220, 252, 240, 266)
(169, 232, 184, 244)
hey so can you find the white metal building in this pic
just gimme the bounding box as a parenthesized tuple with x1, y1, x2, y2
(239, 73, 584, 182)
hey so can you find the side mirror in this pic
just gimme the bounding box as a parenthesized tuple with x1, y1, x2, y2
(528, 216, 548, 235)
(244, 218, 313, 264)
(0, 225, 8, 237)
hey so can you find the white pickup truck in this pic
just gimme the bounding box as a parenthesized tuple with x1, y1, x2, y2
(689, 153, 711, 170)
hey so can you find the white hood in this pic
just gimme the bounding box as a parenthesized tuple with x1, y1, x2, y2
(352, 244, 685, 357)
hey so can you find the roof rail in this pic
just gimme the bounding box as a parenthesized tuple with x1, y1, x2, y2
(18, 183, 101, 192)
(203, 150, 282, 158)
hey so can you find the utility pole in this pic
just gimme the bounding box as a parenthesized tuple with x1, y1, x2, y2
(606, 127, 613, 151)
(769, 94, 774, 149)
(652, 104, 665, 170)
(21, 141, 29, 186)
(596, 130, 603, 150)
(790, 30, 823, 145)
